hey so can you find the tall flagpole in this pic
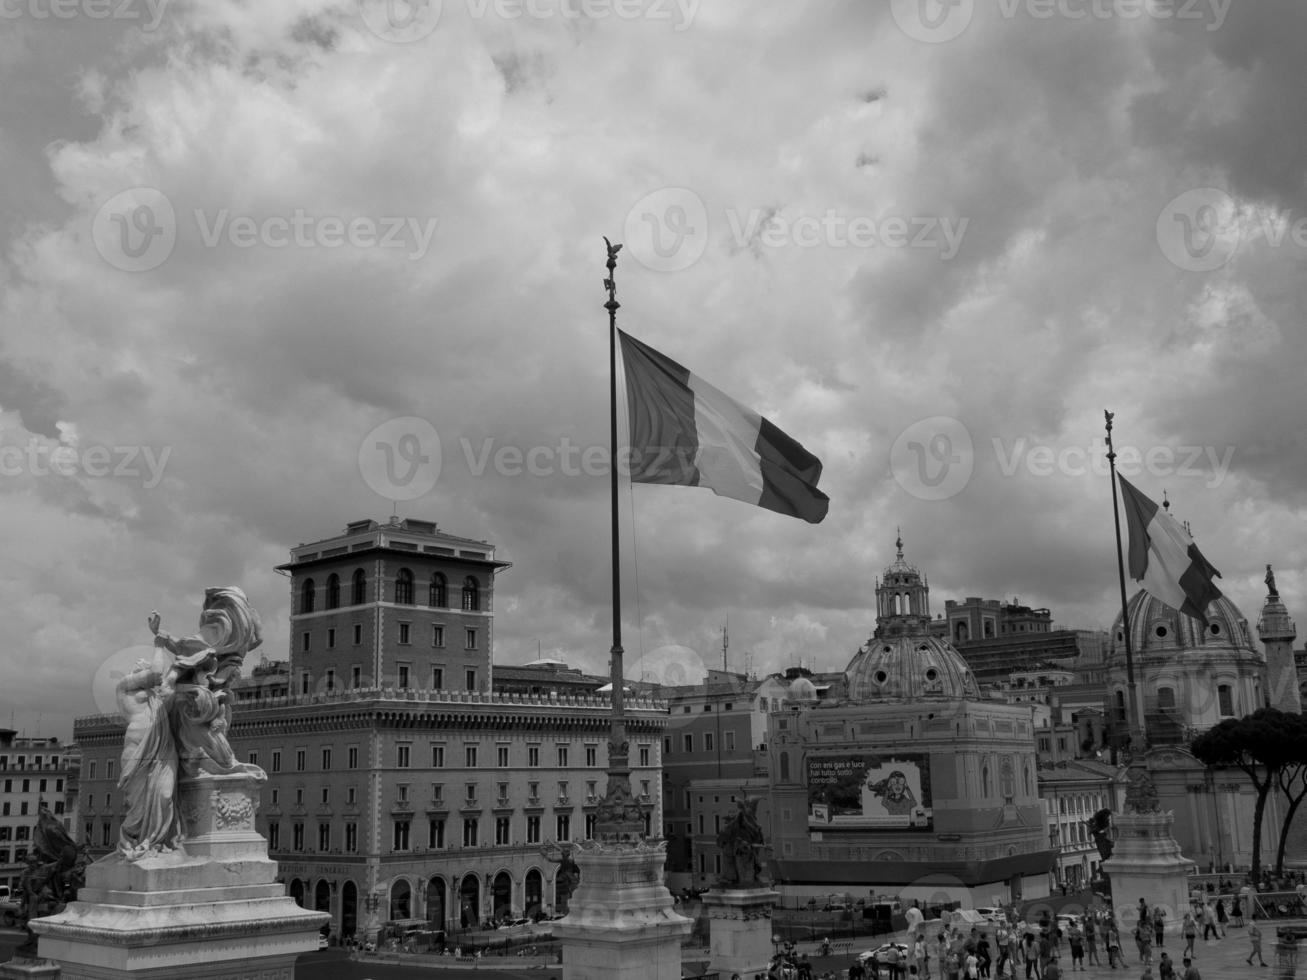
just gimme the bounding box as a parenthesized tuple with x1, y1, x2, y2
(598, 237, 643, 842)
(1105, 410, 1142, 755)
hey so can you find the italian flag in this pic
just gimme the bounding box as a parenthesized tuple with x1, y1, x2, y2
(618, 330, 829, 524)
(1118, 475, 1223, 623)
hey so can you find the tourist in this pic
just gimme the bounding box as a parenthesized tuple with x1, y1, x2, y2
(1083, 915, 1100, 967)
(1180, 913, 1196, 958)
(1152, 906, 1165, 948)
(1156, 951, 1175, 980)
(1213, 899, 1227, 938)
(915, 935, 931, 980)
(964, 949, 979, 980)
(1179, 956, 1200, 980)
(1135, 924, 1152, 967)
(1043, 956, 1062, 980)
(1199, 903, 1218, 942)
(847, 958, 866, 980)
(1067, 921, 1084, 972)
(1105, 924, 1122, 970)
(1231, 897, 1244, 928)
(976, 933, 991, 979)
(1247, 920, 1267, 967)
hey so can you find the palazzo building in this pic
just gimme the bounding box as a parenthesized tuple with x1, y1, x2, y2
(0, 731, 78, 893)
(74, 517, 667, 942)
(766, 538, 1054, 907)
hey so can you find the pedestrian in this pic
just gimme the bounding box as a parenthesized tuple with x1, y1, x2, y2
(1180, 956, 1200, 980)
(1200, 904, 1218, 942)
(965, 950, 979, 980)
(916, 936, 931, 980)
(1106, 925, 1122, 970)
(1134, 922, 1152, 966)
(1180, 913, 1196, 958)
(1247, 920, 1268, 967)
(1067, 923, 1084, 972)
(1231, 897, 1244, 928)
(1152, 906, 1165, 948)
(1021, 933, 1040, 980)
(848, 959, 866, 980)
(1084, 917, 1100, 967)
(1156, 951, 1175, 980)
(1213, 899, 1227, 938)
(1043, 956, 1062, 980)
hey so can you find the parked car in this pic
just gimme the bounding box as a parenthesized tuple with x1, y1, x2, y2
(859, 942, 909, 965)
(975, 906, 1006, 924)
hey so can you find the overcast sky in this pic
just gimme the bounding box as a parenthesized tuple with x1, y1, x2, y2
(3, 0, 1306, 741)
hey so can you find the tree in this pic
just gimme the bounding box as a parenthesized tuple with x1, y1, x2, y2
(1275, 761, 1307, 876)
(1190, 707, 1307, 883)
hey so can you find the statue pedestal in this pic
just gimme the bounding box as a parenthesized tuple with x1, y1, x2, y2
(552, 839, 692, 980)
(29, 772, 327, 980)
(702, 886, 779, 979)
(0, 958, 64, 980)
(1101, 809, 1195, 931)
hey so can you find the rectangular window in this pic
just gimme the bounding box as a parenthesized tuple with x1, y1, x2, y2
(247, 751, 259, 767)
(432, 745, 445, 768)
(348, 746, 358, 769)
(399, 622, 411, 645)
(432, 783, 443, 802)
(301, 632, 310, 653)
(497, 782, 509, 801)
(663, 737, 671, 755)
(321, 787, 330, 804)
(465, 745, 478, 768)
(392, 820, 410, 850)
(558, 781, 568, 802)
(325, 668, 335, 691)
(351, 666, 361, 688)
(296, 788, 304, 805)
(557, 745, 569, 767)
(585, 813, 596, 839)
(269, 822, 280, 850)
(528, 745, 540, 768)
(1218, 684, 1234, 716)
(432, 666, 444, 688)
(296, 750, 306, 772)
(466, 783, 477, 803)
(293, 823, 305, 851)
(327, 627, 336, 649)
(397, 745, 410, 768)
(639, 744, 651, 766)
(465, 629, 477, 650)
(526, 815, 541, 844)
(398, 784, 409, 802)
(271, 789, 279, 805)
(347, 787, 357, 804)
(724, 732, 735, 752)
(466, 668, 477, 690)
(529, 781, 539, 801)
(429, 818, 445, 848)
(683, 734, 694, 753)
(704, 732, 714, 752)
(322, 748, 332, 770)
(586, 780, 597, 800)
(89, 762, 97, 780)
(433, 625, 445, 648)
(345, 822, 357, 853)
(300, 672, 310, 695)
(585, 745, 597, 767)
(463, 818, 478, 847)
(398, 663, 410, 688)
(318, 823, 330, 851)
(556, 814, 570, 841)
(352, 623, 362, 645)
(497, 745, 510, 768)
(496, 816, 511, 845)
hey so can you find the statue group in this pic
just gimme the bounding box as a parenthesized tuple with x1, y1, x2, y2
(116, 587, 265, 859)
(716, 798, 767, 888)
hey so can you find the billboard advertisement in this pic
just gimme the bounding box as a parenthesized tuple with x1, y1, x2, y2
(807, 753, 933, 831)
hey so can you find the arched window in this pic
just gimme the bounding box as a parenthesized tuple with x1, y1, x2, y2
(326, 574, 340, 610)
(395, 568, 414, 605)
(351, 569, 367, 605)
(390, 879, 412, 921)
(300, 579, 315, 614)
(430, 573, 447, 608)
(462, 577, 480, 612)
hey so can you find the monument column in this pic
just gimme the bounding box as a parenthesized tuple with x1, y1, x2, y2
(1257, 565, 1300, 713)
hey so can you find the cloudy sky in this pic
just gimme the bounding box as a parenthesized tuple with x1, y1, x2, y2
(3, 0, 1306, 740)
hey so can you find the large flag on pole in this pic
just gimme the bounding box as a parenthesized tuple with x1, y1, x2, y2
(618, 330, 829, 524)
(1118, 475, 1222, 623)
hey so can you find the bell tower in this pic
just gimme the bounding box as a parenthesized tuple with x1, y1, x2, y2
(873, 530, 932, 639)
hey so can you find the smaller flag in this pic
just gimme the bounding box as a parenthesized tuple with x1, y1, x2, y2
(1118, 475, 1222, 623)
(618, 330, 829, 524)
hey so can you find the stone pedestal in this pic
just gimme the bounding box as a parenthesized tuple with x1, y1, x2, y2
(552, 839, 693, 980)
(30, 772, 327, 980)
(1101, 809, 1195, 932)
(0, 958, 64, 980)
(701, 886, 779, 979)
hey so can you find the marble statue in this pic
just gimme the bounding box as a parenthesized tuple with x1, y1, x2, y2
(716, 797, 766, 887)
(539, 841, 581, 912)
(1084, 807, 1115, 862)
(116, 587, 265, 860)
(1124, 767, 1161, 815)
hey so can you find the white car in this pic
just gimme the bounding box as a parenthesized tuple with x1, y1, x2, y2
(975, 907, 1006, 924)
(859, 942, 909, 965)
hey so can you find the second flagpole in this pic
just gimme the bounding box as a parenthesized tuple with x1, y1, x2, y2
(1105, 410, 1142, 756)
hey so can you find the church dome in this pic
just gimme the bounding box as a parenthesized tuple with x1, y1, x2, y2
(788, 676, 819, 701)
(845, 634, 982, 701)
(1109, 589, 1255, 659)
